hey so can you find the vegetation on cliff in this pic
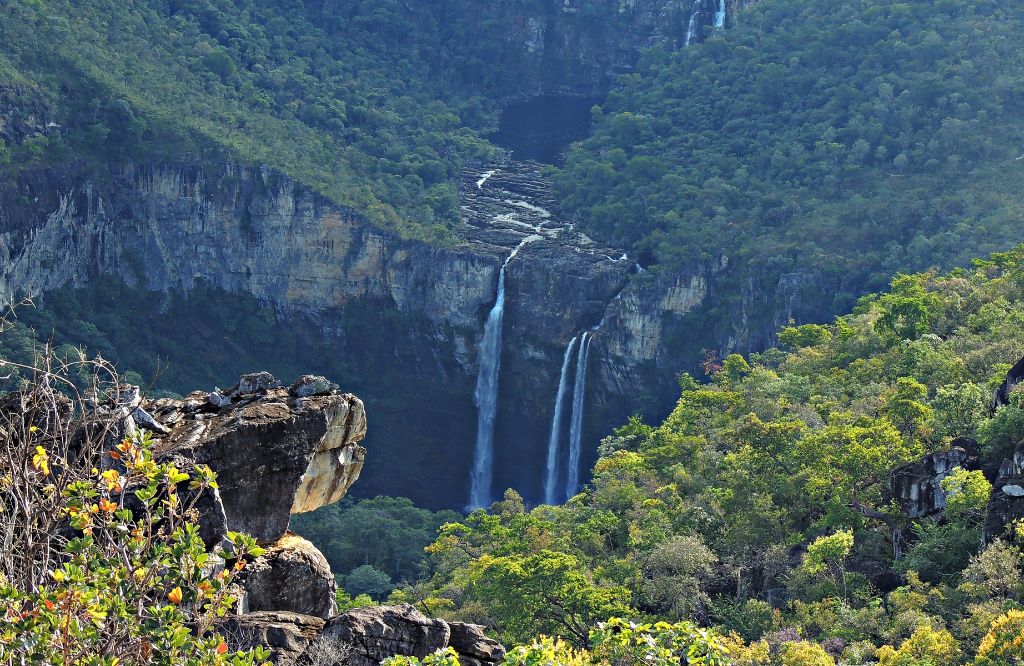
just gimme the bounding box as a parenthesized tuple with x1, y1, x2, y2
(556, 0, 1024, 311)
(389, 245, 1024, 664)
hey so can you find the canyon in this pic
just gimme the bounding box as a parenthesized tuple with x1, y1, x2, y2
(0, 0, 804, 509)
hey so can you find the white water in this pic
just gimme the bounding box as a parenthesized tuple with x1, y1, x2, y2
(544, 337, 578, 505)
(684, 0, 703, 46)
(476, 170, 497, 189)
(715, 0, 726, 29)
(565, 332, 593, 501)
(467, 236, 539, 510)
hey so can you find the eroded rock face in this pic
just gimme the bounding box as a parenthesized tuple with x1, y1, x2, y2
(239, 534, 337, 620)
(221, 611, 326, 665)
(448, 622, 506, 666)
(890, 440, 980, 519)
(145, 373, 367, 543)
(987, 446, 1024, 539)
(300, 605, 451, 666)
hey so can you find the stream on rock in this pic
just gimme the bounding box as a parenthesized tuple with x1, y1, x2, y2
(462, 95, 633, 507)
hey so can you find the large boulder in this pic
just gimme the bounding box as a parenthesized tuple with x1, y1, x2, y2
(146, 372, 367, 543)
(220, 611, 325, 664)
(448, 622, 506, 666)
(238, 533, 337, 619)
(299, 604, 450, 666)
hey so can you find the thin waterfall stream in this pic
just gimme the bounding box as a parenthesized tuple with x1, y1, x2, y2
(467, 235, 539, 510)
(565, 331, 593, 501)
(544, 336, 578, 505)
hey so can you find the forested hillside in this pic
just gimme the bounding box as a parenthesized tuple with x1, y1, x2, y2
(557, 0, 1024, 312)
(392, 246, 1024, 663)
(0, 0, 499, 242)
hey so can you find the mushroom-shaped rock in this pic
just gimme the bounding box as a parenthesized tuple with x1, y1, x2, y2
(220, 611, 325, 664)
(299, 604, 450, 666)
(148, 377, 366, 544)
(448, 622, 506, 666)
(238, 533, 336, 619)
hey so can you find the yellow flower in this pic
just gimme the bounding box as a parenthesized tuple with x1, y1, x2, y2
(167, 587, 183, 604)
(31, 447, 49, 476)
(100, 469, 122, 492)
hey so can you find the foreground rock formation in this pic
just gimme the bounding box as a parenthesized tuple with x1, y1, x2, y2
(123, 372, 505, 665)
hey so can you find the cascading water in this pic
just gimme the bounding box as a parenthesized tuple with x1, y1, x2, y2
(467, 236, 538, 510)
(544, 336, 578, 505)
(565, 332, 593, 501)
(715, 0, 726, 29)
(684, 0, 703, 46)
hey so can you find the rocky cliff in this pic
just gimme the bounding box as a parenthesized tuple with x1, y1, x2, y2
(0, 152, 828, 507)
(87, 370, 507, 665)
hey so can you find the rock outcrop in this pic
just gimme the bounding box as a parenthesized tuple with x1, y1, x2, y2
(145, 372, 367, 543)
(239, 533, 337, 620)
(122, 373, 508, 665)
(987, 446, 1024, 539)
(222, 612, 327, 665)
(297, 605, 505, 666)
(890, 440, 980, 519)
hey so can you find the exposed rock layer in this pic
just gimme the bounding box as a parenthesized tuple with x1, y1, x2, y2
(145, 372, 367, 543)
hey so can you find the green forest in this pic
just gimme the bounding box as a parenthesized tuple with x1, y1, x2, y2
(4, 0, 1024, 663)
(556, 0, 1024, 311)
(368, 246, 1024, 663)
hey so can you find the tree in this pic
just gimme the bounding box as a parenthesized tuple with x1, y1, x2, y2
(800, 530, 854, 598)
(344, 565, 395, 600)
(876, 625, 960, 666)
(466, 550, 632, 646)
(974, 609, 1024, 665)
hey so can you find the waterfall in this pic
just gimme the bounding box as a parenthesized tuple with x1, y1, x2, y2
(715, 0, 726, 29)
(467, 236, 538, 510)
(544, 336, 578, 505)
(684, 0, 703, 46)
(565, 332, 593, 501)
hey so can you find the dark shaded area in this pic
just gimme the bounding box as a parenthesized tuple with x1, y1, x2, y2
(10, 280, 476, 509)
(489, 96, 602, 164)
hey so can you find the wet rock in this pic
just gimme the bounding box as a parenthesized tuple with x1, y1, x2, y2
(300, 604, 450, 666)
(448, 622, 505, 666)
(238, 534, 336, 619)
(220, 611, 325, 664)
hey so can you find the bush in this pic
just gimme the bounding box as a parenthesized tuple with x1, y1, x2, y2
(0, 356, 268, 663)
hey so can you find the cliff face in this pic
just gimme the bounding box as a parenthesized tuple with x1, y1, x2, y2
(0, 155, 829, 507)
(0, 0, 792, 509)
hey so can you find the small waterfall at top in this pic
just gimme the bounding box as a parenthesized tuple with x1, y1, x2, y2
(467, 236, 538, 510)
(684, 0, 703, 46)
(544, 336, 578, 505)
(715, 0, 726, 29)
(565, 332, 593, 501)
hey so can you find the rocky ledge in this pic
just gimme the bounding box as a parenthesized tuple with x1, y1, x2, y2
(113, 371, 505, 665)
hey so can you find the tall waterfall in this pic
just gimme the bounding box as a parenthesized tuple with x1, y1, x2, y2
(565, 332, 593, 501)
(467, 236, 537, 510)
(684, 0, 703, 46)
(544, 336, 578, 505)
(715, 0, 726, 29)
